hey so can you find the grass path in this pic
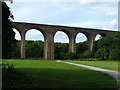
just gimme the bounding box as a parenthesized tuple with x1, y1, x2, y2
(66, 60, 119, 71)
(57, 60, 119, 82)
(3, 59, 117, 88)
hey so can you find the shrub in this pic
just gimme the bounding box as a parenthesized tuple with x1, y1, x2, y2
(65, 52, 77, 60)
(79, 50, 93, 58)
(78, 58, 103, 61)
(2, 63, 31, 88)
(2, 63, 15, 72)
(109, 49, 120, 60)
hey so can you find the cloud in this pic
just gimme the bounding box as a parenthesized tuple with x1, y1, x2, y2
(52, 3, 73, 12)
(59, 21, 102, 28)
(106, 11, 118, 16)
(11, 2, 73, 23)
(76, 22, 100, 27)
(78, 0, 118, 6)
(102, 19, 118, 30)
(12, 0, 119, 2)
(12, 4, 40, 21)
(79, 0, 97, 5)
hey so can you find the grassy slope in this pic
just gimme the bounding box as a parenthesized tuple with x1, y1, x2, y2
(66, 60, 119, 71)
(3, 59, 117, 88)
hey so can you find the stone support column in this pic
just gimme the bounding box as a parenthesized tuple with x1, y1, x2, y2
(69, 32, 78, 53)
(20, 30, 27, 59)
(44, 33, 54, 60)
(87, 34, 95, 51)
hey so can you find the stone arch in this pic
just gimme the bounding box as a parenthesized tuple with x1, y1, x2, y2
(76, 32, 88, 43)
(25, 29, 44, 58)
(54, 30, 69, 59)
(12, 26, 21, 34)
(27, 27, 45, 39)
(13, 28, 21, 40)
(54, 30, 69, 43)
(54, 30, 71, 39)
(78, 31, 92, 41)
(98, 33, 107, 37)
(95, 34, 102, 41)
(75, 32, 89, 54)
(11, 22, 114, 60)
(94, 33, 107, 41)
(77, 31, 95, 51)
(26, 29, 44, 41)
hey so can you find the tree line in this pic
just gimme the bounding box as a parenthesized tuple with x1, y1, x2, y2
(12, 40, 88, 59)
(11, 32, 120, 60)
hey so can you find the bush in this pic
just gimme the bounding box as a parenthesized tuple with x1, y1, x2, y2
(2, 63, 15, 72)
(65, 52, 77, 60)
(78, 50, 93, 58)
(2, 63, 31, 88)
(78, 58, 103, 61)
(109, 49, 120, 60)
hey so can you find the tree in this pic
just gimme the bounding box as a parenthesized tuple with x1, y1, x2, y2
(76, 41, 88, 54)
(2, 2, 16, 59)
(94, 32, 120, 60)
(26, 41, 44, 58)
(54, 43, 68, 59)
(11, 41, 20, 58)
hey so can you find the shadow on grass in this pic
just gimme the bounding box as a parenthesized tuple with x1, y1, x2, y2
(3, 67, 118, 89)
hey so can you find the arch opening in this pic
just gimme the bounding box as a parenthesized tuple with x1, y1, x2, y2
(13, 28, 21, 40)
(54, 31, 69, 59)
(95, 34, 103, 41)
(12, 29, 21, 59)
(95, 33, 107, 41)
(54, 31, 69, 43)
(92, 33, 106, 56)
(25, 29, 44, 58)
(76, 32, 89, 54)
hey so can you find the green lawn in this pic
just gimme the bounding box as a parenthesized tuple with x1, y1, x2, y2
(3, 59, 117, 88)
(66, 60, 119, 71)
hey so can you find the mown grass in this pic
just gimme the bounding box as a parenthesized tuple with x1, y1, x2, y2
(2, 59, 117, 88)
(66, 60, 119, 71)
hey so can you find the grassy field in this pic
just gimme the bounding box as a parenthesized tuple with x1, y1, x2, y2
(66, 60, 119, 71)
(3, 59, 117, 88)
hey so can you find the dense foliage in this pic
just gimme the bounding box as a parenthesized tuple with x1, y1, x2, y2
(2, 2, 16, 59)
(26, 41, 44, 58)
(55, 43, 68, 59)
(93, 32, 120, 60)
(76, 41, 88, 54)
(65, 52, 77, 60)
(12, 40, 89, 59)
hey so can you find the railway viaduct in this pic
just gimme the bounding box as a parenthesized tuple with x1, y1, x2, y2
(12, 22, 114, 60)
